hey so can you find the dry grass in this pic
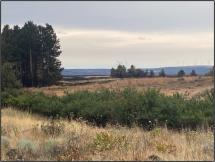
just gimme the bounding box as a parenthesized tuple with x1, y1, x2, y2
(25, 76, 213, 97)
(1, 108, 214, 161)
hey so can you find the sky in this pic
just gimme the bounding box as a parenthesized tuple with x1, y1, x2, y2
(2, 1, 214, 69)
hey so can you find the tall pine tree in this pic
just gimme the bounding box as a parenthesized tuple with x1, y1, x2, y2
(1, 21, 63, 88)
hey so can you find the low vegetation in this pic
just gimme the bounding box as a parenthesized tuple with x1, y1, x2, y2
(2, 87, 213, 130)
(1, 108, 213, 161)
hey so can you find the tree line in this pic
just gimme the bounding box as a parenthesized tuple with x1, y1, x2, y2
(1, 21, 63, 90)
(110, 64, 214, 78)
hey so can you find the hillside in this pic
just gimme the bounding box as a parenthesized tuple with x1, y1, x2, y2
(1, 108, 213, 161)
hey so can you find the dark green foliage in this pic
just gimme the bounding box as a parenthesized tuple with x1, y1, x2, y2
(190, 70, 197, 76)
(159, 69, 166, 77)
(127, 65, 138, 77)
(111, 64, 127, 78)
(149, 70, 155, 77)
(1, 21, 63, 87)
(205, 66, 214, 76)
(111, 64, 151, 78)
(177, 70, 185, 77)
(3, 88, 213, 130)
(1, 62, 22, 91)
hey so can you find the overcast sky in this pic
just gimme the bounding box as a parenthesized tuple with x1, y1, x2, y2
(2, 1, 214, 69)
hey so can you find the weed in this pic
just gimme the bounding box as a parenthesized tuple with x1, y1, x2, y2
(44, 139, 61, 158)
(151, 127, 162, 137)
(41, 119, 65, 137)
(1, 136, 10, 149)
(91, 132, 129, 152)
(17, 138, 38, 159)
(156, 142, 177, 154)
(1, 127, 7, 136)
(91, 132, 115, 151)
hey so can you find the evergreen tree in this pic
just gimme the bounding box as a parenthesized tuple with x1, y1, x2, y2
(136, 68, 144, 77)
(159, 69, 166, 77)
(190, 70, 197, 76)
(1, 62, 21, 91)
(149, 70, 155, 77)
(177, 70, 185, 77)
(128, 65, 136, 77)
(39, 24, 63, 85)
(144, 70, 149, 77)
(116, 64, 127, 78)
(205, 67, 214, 76)
(110, 64, 127, 78)
(111, 68, 116, 77)
(1, 21, 63, 87)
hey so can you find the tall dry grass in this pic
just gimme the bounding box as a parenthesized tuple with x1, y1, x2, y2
(26, 76, 213, 97)
(1, 108, 213, 161)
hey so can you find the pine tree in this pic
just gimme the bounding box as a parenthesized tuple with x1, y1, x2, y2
(1, 62, 21, 91)
(159, 69, 166, 77)
(149, 70, 155, 77)
(1, 21, 63, 87)
(177, 70, 185, 77)
(128, 65, 136, 77)
(190, 70, 197, 76)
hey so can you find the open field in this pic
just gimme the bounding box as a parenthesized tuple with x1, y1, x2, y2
(26, 76, 213, 97)
(2, 76, 214, 161)
(1, 108, 214, 161)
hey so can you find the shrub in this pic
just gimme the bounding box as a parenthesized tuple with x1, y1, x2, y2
(44, 139, 61, 157)
(17, 138, 38, 155)
(1, 136, 10, 149)
(92, 132, 115, 151)
(156, 142, 176, 154)
(151, 128, 162, 137)
(91, 132, 129, 151)
(2, 88, 214, 130)
(177, 70, 185, 77)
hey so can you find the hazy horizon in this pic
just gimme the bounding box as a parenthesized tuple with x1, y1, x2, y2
(63, 65, 213, 70)
(2, 1, 214, 69)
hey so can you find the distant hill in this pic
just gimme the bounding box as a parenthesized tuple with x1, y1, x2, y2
(62, 65, 212, 77)
(147, 65, 213, 76)
(62, 69, 110, 76)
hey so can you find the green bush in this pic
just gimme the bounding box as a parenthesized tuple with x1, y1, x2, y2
(2, 88, 214, 130)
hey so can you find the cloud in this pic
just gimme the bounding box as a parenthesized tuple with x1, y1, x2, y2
(2, 1, 213, 68)
(2, 1, 213, 33)
(55, 27, 213, 68)
(55, 27, 213, 48)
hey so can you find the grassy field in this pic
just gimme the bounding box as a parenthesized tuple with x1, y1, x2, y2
(2, 76, 214, 161)
(26, 76, 213, 97)
(1, 108, 213, 161)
